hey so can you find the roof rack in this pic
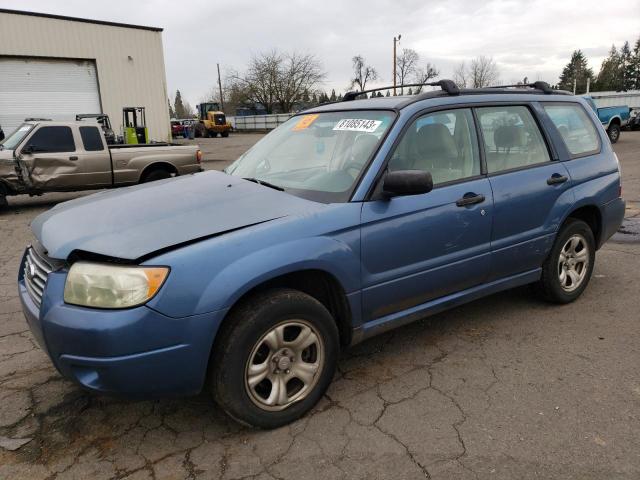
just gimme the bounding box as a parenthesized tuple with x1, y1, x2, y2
(486, 81, 555, 94)
(343, 79, 459, 101)
(24, 117, 52, 121)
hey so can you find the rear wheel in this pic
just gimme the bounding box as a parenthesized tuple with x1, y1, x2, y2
(535, 218, 595, 303)
(607, 123, 621, 143)
(0, 194, 7, 210)
(141, 168, 173, 183)
(221, 131, 229, 138)
(210, 289, 339, 429)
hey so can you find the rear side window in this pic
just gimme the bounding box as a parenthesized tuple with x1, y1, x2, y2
(26, 126, 75, 153)
(543, 104, 600, 156)
(476, 106, 550, 173)
(80, 126, 104, 151)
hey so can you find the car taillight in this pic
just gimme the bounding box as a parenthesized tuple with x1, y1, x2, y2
(196, 150, 202, 164)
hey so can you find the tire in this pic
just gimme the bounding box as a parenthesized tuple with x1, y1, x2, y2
(210, 288, 339, 429)
(535, 218, 595, 304)
(607, 123, 621, 143)
(0, 194, 7, 210)
(221, 131, 229, 138)
(141, 168, 173, 183)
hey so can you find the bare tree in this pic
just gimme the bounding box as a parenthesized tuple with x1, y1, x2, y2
(470, 56, 499, 87)
(274, 52, 325, 112)
(453, 56, 500, 88)
(351, 55, 378, 91)
(413, 64, 439, 93)
(396, 48, 419, 94)
(395, 48, 440, 94)
(453, 61, 468, 88)
(230, 50, 324, 114)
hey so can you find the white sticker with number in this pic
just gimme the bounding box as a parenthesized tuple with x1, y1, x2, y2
(333, 119, 382, 133)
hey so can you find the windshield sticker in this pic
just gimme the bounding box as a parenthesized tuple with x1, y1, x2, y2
(293, 114, 319, 131)
(333, 119, 382, 133)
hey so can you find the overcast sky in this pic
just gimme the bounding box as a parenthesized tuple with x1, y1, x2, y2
(2, 0, 639, 106)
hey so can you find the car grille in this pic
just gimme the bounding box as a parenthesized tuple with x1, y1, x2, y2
(23, 246, 54, 308)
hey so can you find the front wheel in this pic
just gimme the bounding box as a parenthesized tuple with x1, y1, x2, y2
(607, 124, 621, 143)
(221, 131, 229, 138)
(535, 218, 595, 303)
(210, 289, 339, 429)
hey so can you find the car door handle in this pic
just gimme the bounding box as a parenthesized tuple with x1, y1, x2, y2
(69, 156, 79, 161)
(547, 174, 568, 185)
(456, 193, 485, 207)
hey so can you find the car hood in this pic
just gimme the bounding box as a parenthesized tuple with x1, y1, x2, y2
(32, 171, 323, 260)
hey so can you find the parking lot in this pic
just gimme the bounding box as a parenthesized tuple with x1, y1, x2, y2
(0, 132, 639, 479)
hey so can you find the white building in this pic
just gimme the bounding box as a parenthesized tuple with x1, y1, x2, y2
(588, 90, 640, 110)
(0, 8, 171, 141)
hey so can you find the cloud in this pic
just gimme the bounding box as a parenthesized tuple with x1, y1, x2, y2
(2, 0, 639, 104)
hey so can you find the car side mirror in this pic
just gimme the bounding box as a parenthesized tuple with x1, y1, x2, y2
(382, 170, 433, 198)
(21, 145, 34, 154)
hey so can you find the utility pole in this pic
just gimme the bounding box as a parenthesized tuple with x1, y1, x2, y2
(573, 77, 577, 95)
(393, 34, 401, 96)
(217, 63, 225, 111)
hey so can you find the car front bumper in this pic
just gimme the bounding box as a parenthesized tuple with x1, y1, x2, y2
(18, 252, 228, 396)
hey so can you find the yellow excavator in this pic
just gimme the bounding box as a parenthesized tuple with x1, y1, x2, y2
(194, 102, 232, 138)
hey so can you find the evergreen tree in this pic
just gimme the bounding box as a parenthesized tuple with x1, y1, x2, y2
(620, 41, 633, 90)
(173, 90, 187, 118)
(407, 87, 413, 95)
(630, 37, 640, 90)
(558, 50, 594, 94)
(385, 90, 391, 97)
(168, 99, 175, 118)
(311, 92, 318, 104)
(595, 45, 622, 91)
(330, 89, 337, 102)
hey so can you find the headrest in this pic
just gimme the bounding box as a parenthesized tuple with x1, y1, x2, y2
(494, 125, 525, 149)
(416, 123, 457, 156)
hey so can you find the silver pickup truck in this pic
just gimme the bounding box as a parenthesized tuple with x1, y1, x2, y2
(0, 120, 202, 207)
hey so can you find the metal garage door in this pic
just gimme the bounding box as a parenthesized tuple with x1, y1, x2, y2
(0, 57, 101, 136)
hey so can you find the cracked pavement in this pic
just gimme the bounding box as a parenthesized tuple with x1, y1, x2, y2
(1, 134, 639, 479)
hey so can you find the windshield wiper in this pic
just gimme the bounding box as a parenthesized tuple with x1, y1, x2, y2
(242, 177, 285, 191)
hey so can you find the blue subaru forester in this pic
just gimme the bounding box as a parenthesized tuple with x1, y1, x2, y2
(18, 81, 625, 428)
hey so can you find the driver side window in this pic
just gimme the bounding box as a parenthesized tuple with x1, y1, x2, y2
(388, 108, 481, 185)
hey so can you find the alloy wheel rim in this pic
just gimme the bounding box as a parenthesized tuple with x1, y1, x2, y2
(245, 319, 324, 411)
(557, 234, 589, 292)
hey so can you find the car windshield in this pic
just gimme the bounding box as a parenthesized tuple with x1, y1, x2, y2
(0, 124, 33, 150)
(226, 110, 395, 202)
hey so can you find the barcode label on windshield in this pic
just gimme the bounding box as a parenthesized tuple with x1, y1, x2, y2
(333, 119, 382, 133)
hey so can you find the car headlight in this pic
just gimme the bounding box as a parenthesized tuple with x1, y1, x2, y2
(64, 262, 169, 309)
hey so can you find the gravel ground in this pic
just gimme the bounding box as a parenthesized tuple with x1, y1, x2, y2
(0, 131, 639, 480)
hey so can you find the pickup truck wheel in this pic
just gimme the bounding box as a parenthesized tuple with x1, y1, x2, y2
(141, 168, 173, 183)
(210, 288, 339, 429)
(535, 218, 595, 304)
(0, 195, 7, 210)
(607, 124, 621, 143)
(221, 131, 229, 138)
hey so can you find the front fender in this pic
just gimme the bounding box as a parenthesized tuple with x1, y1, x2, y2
(195, 236, 361, 315)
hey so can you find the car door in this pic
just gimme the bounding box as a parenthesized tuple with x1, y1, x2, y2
(77, 125, 112, 187)
(360, 108, 493, 322)
(19, 125, 84, 189)
(475, 104, 573, 281)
